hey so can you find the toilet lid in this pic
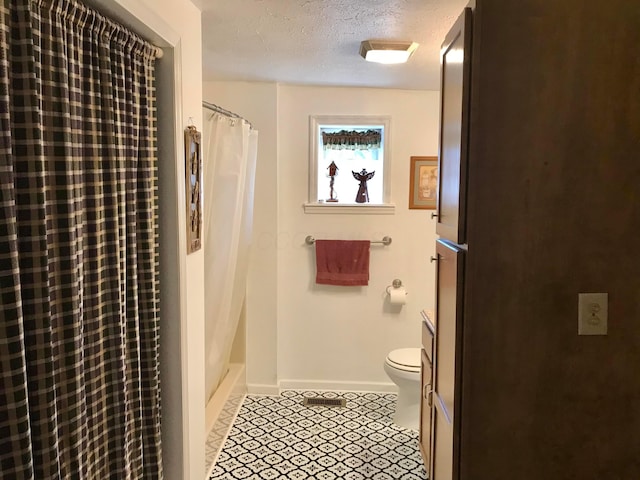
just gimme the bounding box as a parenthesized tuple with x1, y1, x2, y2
(386, 348, 421, 372)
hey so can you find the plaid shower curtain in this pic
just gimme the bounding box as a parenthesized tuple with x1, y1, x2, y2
(0, 0, 162, 478)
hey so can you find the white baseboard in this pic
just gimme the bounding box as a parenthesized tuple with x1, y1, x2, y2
(278, 379, 397, 394)
(246, 383, 280, 396)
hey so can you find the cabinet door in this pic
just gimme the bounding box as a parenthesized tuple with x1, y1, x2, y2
(432, 239, 465, 479)
(419, 348, 432, 469)
(435, 7, 472, 244)
(432, 392, 454, 480)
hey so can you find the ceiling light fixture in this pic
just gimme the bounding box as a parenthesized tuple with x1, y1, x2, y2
(359, 40, 419, 65)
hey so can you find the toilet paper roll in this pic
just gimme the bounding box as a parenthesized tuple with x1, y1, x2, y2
(389, 287, 407, 305)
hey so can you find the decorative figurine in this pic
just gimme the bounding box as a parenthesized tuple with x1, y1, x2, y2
(326, 161, 339, 202)
(352, 168, 375, 203)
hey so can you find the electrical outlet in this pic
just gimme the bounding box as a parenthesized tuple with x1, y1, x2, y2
(578, 293, 608, 335)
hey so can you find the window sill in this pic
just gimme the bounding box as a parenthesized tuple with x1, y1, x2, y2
(303, 203, 395, 215)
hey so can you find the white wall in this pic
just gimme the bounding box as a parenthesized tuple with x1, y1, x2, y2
(203, 81, 440, 393)
(277, 85, 439, 390)
(203, 81, 279, 392)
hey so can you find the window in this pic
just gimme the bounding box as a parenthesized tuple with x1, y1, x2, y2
(306, 115, 393, 214)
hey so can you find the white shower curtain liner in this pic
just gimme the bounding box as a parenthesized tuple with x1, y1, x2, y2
(203, 110, 258, 402)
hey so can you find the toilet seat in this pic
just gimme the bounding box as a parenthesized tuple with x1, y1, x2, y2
(385, 348, 420, 373)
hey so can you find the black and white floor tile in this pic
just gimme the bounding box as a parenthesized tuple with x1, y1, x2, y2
(206, 393, 245, 474)
(208, 390, 427, 479)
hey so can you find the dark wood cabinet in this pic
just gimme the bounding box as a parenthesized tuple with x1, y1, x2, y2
(430, 240, 464, 479)
(423, 8, 472, 479)
(419, 317, 434, 469)
(435, 8, 472, 245)
(421, 0, 640, 479)
(418, 348, 431, 466)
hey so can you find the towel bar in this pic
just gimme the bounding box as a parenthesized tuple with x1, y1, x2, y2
(305, 235, 392, 246)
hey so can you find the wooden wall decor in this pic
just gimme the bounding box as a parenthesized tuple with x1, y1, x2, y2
(185, 125, 202, 254)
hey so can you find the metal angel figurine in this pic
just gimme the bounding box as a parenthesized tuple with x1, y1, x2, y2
(352, 168, 375, 203)
(326, 161, 339, 202)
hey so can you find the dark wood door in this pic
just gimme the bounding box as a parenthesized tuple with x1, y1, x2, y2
(432, 239, 465, 479)
(435, 7, 472, 244)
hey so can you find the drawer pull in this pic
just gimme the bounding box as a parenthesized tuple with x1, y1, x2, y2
(430, 256, 438, 263)
(431, 212, 438, 219)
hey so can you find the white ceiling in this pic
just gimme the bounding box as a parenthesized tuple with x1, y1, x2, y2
(197, 0, 468, 91)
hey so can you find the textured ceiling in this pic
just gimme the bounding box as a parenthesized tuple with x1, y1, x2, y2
(197, 0, 468, 90)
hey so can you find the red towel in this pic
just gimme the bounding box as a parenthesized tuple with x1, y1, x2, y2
(315, 240, 371, 286)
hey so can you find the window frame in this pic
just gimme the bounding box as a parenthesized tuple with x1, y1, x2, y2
(305, 115, 394, 214)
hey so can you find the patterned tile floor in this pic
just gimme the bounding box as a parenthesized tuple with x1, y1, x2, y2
(207, 390, 427, 479)
(206, 393, 245, 474)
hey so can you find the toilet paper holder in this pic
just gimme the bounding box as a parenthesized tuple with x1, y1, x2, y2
(386, 279, 407, 295)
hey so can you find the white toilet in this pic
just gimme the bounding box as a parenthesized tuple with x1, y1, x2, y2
(384, 347, 421, 431)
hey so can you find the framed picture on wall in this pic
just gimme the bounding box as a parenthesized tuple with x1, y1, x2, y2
(409, 156, 438, 209)
(185, 125, 202, 253)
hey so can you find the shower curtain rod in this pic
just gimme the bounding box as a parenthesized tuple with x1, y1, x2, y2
(202, 101, 253, 128)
